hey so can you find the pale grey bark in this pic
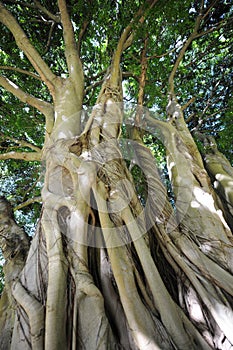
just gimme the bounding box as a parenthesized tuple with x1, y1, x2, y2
(0, 2, 233, 349)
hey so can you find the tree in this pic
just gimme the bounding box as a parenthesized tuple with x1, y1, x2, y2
(0, 0, 233, 349)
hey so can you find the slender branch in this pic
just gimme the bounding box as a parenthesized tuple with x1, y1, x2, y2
(138, 36, 148, 106)
(43, 21, 56, 54)
(122, 71, 139, 81)
(195, 109, 226, 132)
(0, 2, 57, 94)
(147, 46, 177, 60)
(0, 151, 41, 161)
(0, 66, 41, 80)
(87, 68, 108, 81)
(186, 112, 196, 124)
(14, 196, 42, 211)
(77, 20, 89, 56)
(0, 65, 54, 133)
(110, 0, 159, 85)
(194, 18, 232, 39)
(0, 76, 53, 118)
(84, 78, 105, 94)
(127, 42, 177, 63)
(168, 12, 203, 94)
(168, 5, 232, 95)
(4, 0, 60, 23)
(33, 0, 60, 23)
(22, 173, 43, 202)
(181, 97, 196, 111)
(57, 0, 84, 99)
(184, 37, 224, 69)
(202, 0, 218, 20)
(0, 133, 41, 152)
(192, 79, 223, 130)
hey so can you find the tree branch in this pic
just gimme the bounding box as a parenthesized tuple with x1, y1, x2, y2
(168, 13, 203, 95)
(181, 97, 196, 111)
(43, 21, 57, 54)
(0, 76, 54, 131)
(110, 0, 159, 86)
(194, 17, 232, 39)
(168, 5, 232, 95)
(33, 0, 60, 23)
(4, 0, 60, 23)
(0, 133, 41, 152)
(77, 20, 89, 56)
(0, 2, 57, 94)
(84, 78, 105, 94)
(0, 66, 41, 80)
(0, 151, 41, 161)
(201, 0, 218, 21)
(148, 46, 178, 60)
(57, 0, 84, 99)
(14, 196, 42, 211)
(122, 71, 139, 81)
(137, 36, 148, 106)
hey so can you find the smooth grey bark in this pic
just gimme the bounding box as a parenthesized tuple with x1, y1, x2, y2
(1, 97, 233, 349)
(0, 2, 233, 349)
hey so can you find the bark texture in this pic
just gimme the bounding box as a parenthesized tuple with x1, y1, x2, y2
(1, 81, 233, 349)
(0, 1, 233, 349)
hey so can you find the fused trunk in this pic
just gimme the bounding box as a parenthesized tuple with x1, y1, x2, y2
(1, 68, 233, 349)
(0, 2, 233, 349)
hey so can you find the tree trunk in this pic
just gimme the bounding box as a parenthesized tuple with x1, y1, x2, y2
(0, 2, 233, 349)
(1, 69, 233, 349)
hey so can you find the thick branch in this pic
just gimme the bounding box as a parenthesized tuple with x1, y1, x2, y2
(0, 2, 57, 94)
(57, 0, 84, 98)
(0, 76, 54, 131)
(0, 151, 41, 161)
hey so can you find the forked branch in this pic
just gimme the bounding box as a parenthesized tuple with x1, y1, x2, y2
(168, 1, 231, 95)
